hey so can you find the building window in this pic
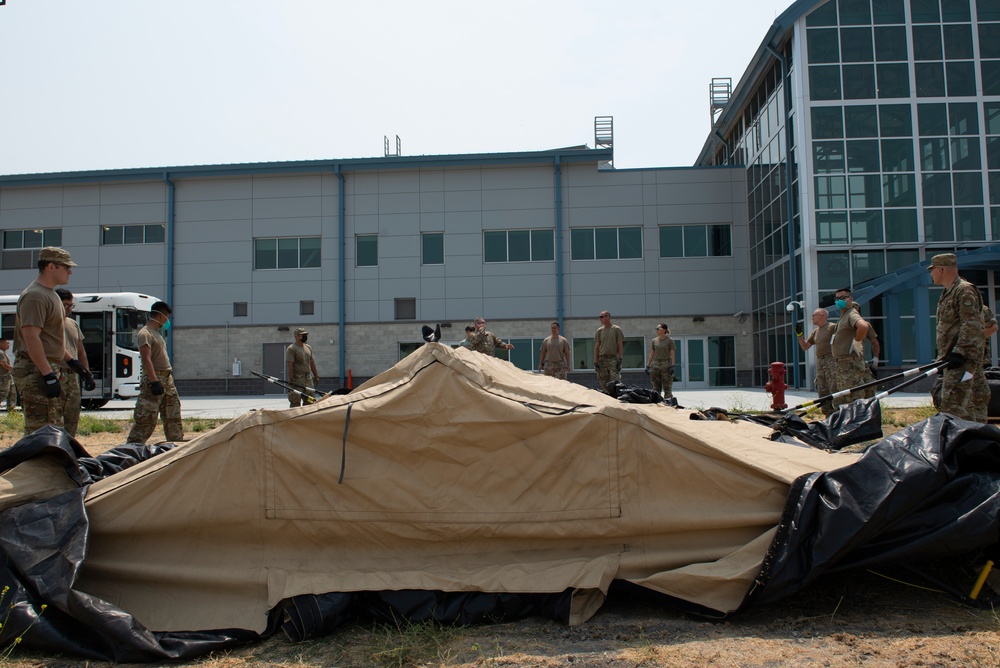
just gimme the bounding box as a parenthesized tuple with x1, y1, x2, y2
(570, 227, 642, 260)
(422, 233, 444, 265)
(659, 224, 732, 258)
(356, 234, 378, 267)
(233, 302, 248, 317)
(507, 337, 546, 370)
(299, 300, 314, 316)
(101, 224, 165, 245)
(398, 342, 423, 360)
(395, 298, 416, 320)
(483, 229, 554, 263)
(254, 237, 321, 270)
(2, 228, 62, 270)
(570, 337, 645, 370)
(708, 337, 737, 387)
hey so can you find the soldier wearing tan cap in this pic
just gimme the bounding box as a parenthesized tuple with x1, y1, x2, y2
(13, 246, 90, 434)
(285, 327, 319, 407)
(929, 252, 989, 423)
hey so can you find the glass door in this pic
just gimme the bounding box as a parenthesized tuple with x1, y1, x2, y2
(673, 337, 709, 389)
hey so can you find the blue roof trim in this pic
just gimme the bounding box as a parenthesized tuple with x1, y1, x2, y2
(695, 0, 829, 165)
(0, 147, 614, 187)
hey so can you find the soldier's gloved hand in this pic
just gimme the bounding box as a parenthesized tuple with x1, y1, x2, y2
(82, 370, 96, 392)
(868, 356, 879, 370)
(644, 365, 650, 375)
(41, 372, 61, 398)
(615, 359, 622, 372)
(67, 358, 87, 375)
(593, 361, 600, 372)
(795, 326, 803, 337)
(945, 352, 966, 370)
(313, 376, 319, 387)
(150, 380, 165, 396)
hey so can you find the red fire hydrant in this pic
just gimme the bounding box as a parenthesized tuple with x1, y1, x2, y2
(765, 361, 787, 411)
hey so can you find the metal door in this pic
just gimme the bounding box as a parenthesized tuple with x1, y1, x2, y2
(262, 343, 288, 395)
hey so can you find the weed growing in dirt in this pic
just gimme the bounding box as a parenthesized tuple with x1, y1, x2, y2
(366, 620, 462, 668)
(187, 418, 227, 433)
(882, 403, 937, 429)
(0, 585, 46, 661)
(77, 414, 123, 436)
(0, 412, 24, 438)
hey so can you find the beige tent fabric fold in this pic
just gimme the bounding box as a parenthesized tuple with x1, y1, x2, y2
(70, 343, 857, 633)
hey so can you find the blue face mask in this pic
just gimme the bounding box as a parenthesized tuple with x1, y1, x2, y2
(835, 299, 848, 310)
(161, 318, 171, 332)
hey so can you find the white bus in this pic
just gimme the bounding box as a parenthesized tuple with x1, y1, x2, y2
(0, 292, 160, 409)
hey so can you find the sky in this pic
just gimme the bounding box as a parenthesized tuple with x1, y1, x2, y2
(0, 0, 793, 176)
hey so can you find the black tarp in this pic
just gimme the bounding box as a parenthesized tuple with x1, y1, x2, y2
(0, 415, 999, 661)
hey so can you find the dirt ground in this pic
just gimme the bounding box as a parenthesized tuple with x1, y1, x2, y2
(3, 412, 1000, 668)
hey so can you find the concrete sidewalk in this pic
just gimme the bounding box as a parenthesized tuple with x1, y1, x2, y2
(91, 387, 933, 420)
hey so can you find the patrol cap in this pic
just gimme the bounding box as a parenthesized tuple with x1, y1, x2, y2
(928, 253, 957, 269)
(38, 246, 77, 267)
(294, 327, 308, 336)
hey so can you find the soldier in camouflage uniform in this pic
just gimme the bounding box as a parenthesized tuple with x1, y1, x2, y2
(127, 301, 184, 443)
(594, 311, 624, 394)
(56, 289, 96, 437)
(645, 323, 675, 399)
(469, 317, 514, 357)
(830, 288, 871, 409)
(13, 247, 87, 435)
(929, 253, 989, 423)
(0, 339, 15, 412)
(797, 308, 837, 415)
(538, 322, 570, 380)
(285, 327, 319, 407)
(858, 311, 881, 399)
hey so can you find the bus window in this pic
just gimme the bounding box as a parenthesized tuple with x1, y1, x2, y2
(115, 309, 148, 351)
(1, 313, 13, 341)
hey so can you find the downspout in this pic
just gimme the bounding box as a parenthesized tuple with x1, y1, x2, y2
(767, 42, 801, 388)
(554, 157, 564, 330)
(336, 164, 346, 386)
(162, 173, 175, 359)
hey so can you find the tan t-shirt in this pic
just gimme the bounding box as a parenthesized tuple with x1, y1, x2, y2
(64, 317, 83, 359)
(137, 324, 171, 371)
(285, 343, 314, 377)
(540, 335, 570, 365)
(14, 280, 66, 362)
(806, 323, 836, 358)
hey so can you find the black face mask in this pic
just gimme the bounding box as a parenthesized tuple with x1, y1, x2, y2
(300, 335, 308, 343)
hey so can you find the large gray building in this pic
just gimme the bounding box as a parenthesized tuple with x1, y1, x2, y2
(0, 146, 750, 393)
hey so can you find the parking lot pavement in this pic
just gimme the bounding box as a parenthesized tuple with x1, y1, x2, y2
(90, 388, 932, 421)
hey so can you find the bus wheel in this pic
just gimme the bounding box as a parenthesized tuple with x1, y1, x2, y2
(82, 399, 110, 410)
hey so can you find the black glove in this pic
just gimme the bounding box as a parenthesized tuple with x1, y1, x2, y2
(945, 352, 966, 370)
(794, 326, 803, 338)
(593, 361, 600, 372)
(150, 380, 165, 396)
(67, 358, 87, 375)
(644, 366, 650, 375)
(82, 370, 96, 392)
(41, 372, 61, 398)
(615, 359, 622, 372)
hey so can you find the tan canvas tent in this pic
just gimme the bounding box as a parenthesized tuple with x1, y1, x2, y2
(3, 342, 1000, 662)
(74, 343, 858, 633)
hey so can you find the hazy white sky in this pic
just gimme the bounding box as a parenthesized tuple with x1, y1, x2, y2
(0, 0, 792, 176)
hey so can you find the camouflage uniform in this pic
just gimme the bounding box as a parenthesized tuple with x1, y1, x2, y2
(0, 346, 14, 412)
(831, 307, 867, 408)
(860, 322, 880, 399)
(538, 334, 570, 380)
(983, 305, 997, 364)
(804, 323, 836, 415)
(13, 281, 67, 435)
(60, 317, 85, 437)
(127, 323, 183, 444)
(594, 324, 624, 392)
(936, 277, 988, 423)
(285, 341, 316, 408)
(469, 329, 509, 357)
(649, 335, 675, 398)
